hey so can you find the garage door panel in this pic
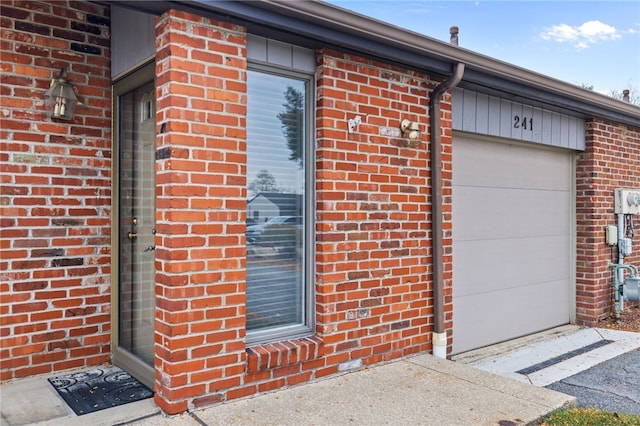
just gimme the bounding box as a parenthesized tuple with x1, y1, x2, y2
(452, 135, 572, 354)
(453, 279, 570, 353)
(454, 235, 570, 298)
(454, 137, 571, 190)
(453, 186, 570, 240)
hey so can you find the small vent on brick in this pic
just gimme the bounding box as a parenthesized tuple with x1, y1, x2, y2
(338, 359, 363, 372)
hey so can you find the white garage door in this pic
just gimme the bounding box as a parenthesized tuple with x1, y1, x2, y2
(452, 136, 572, 354)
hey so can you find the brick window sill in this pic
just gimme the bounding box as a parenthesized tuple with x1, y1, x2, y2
(246, 336, 324, 373)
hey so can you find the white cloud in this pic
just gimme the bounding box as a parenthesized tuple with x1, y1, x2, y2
(543, 23, 579, 41)
(540, 20, 622, 50)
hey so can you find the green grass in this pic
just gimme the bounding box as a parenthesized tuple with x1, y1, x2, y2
(543, 408, 640, 426)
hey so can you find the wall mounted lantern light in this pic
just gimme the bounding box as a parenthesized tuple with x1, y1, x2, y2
(44, 68, 79, 120)
(400, 119, 420, 141)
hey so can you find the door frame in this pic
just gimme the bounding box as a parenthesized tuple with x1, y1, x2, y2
(111, 61, 155, 389)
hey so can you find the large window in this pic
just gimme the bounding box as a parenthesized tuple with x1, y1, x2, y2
(245, 66, 313, 344)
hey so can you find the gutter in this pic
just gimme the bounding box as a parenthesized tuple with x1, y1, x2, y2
(252, 1, 638, 123)
(111, 0, 639, 126)
(430, 28, 465, 359)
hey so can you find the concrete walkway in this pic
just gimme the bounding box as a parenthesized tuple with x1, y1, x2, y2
(6, 325, 639, 425)
(2, 352, 573, 426)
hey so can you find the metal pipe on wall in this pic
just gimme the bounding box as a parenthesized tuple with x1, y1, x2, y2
(617, 213, 626, 317)
(430, 26, 465, 359)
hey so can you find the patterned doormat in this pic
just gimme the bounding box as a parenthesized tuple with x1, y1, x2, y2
(48, 365, 153, 416)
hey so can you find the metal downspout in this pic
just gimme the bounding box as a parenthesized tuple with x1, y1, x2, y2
(430, 27, 465, 358)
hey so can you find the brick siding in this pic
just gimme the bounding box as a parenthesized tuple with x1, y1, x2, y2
(1, 0, 638, 417)
(151, 10, 451, 413)
(575, 120, 640, 325)
(154, 10, 249, 414)
(0, 0, 112, 382)
(314, 49, 452, 365)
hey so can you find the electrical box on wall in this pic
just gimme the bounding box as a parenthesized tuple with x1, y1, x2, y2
(614, 188, 640, 214)
(606, 225, 618, 245)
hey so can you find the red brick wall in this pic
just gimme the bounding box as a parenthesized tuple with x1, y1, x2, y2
(7, 0, 637, 416)
(154, 10, 249, 414)
(0, 0, 112, 381)
(152, 10, 450, 414)
(576, 120, 640, 325)
(314, 50, 447, 364)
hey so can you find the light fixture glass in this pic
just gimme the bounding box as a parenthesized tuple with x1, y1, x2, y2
(400, 119, 420, 141)
(44, 69, 78, 120)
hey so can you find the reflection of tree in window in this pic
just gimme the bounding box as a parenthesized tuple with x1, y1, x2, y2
(248, 169, 284, 197)
(277, 86, 304, 169)
(245, 69, 311, 342)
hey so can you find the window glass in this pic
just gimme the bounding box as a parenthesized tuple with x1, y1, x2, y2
(246, 69, 310, 342)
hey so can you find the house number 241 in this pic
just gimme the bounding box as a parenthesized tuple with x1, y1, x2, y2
(513, 116, 533, 131)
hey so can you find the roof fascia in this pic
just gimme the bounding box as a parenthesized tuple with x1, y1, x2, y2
(110, 0, 640, 127)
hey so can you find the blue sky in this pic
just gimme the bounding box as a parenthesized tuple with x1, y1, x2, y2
(325, 1, 640, 97)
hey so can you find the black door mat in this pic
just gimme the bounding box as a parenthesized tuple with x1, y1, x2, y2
(48, 365, 153, 416)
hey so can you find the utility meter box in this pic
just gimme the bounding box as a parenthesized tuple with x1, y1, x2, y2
(620, 238, 633, 256)
(614, 188, 640, 214)
(624, 277, 640, 305)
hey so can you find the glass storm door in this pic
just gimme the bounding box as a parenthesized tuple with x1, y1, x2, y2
(112, 63, 155, 388)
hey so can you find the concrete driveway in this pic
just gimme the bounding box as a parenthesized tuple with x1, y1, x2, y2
(454, 325, 640, 416)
